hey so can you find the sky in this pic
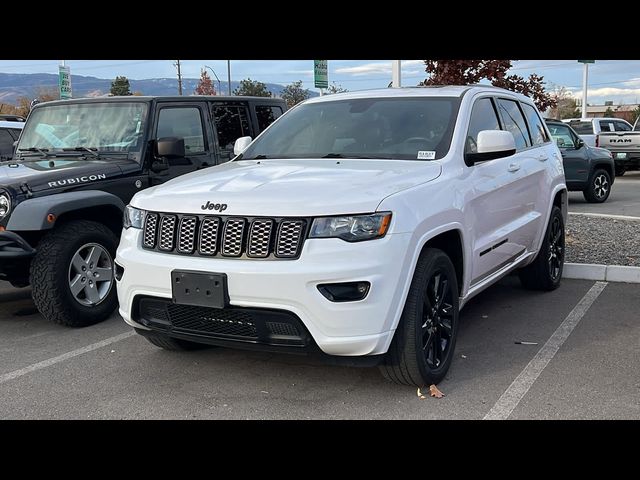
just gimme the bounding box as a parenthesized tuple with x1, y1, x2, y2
(2, 59, 640, 105)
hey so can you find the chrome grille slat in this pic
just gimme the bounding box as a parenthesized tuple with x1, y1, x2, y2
(158, 215, 177, 251)
(222, 218, 246, 257)
(143, 213, 158, 248)
(177, 216, 197, 253)
(276, 220, 304, 258)
(199, 217, 220, 255)
(248, 219, 273, 258)
(142, 213, 305, 260)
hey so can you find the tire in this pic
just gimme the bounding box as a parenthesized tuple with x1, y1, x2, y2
(518, 206, 564, 291)
(615, 167, 626, 177)
(380, 248, 459, 386)
(30, 220, 118, 327)
(141, 331, 209, 351)
(583, 168, 611, 203)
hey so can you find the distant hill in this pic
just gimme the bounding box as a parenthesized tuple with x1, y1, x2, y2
(0, 72, 317, 104)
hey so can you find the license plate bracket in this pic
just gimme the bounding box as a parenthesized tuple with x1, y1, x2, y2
(171, 270, 229, 308)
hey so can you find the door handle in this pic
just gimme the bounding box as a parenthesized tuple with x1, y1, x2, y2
(537, 154, 548, 162)
(508, 163, 520, 172)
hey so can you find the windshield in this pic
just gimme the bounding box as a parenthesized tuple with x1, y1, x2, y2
(240, 97, 460, 161)
(17, 102, 149, 155)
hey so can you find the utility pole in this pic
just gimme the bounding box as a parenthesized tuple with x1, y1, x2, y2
(174, 60, 183, 96)
(392, 60, 401, 88)
(578, 60, 595, 119)
(227, 60, 232, 95)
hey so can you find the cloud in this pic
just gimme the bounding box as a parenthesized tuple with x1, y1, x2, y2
(568, 86, 640, 103)
(286, 69, 313, 76)
(335, 60, 423, 76)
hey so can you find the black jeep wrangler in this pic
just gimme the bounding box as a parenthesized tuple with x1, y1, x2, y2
(0, 95, 286, 327)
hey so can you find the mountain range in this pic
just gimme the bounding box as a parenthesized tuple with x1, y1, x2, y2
(0, 73, 314, 104)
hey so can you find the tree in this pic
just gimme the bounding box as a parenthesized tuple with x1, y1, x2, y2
(110, 76, 132, 96)
(233, 78, 272, 97)
(603, 106, 614, 118)
(547, 85, 581, 120)
(195, 69, 216, 95)
(421, 60, 556, 112)
(326, 82, 348, 94)
(281, 80, 310, 108)
(14, 87, 60, 117)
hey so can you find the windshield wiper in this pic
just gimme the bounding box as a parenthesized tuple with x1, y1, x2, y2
(62, 147, 100, 158)
(322, 153, 392, 160)
(18, 147, 51, 157)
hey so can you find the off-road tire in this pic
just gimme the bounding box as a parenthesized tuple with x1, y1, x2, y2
(583, 168, 611, 203)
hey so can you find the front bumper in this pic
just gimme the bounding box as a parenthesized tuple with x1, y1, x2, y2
(0, 231, 36, 281)
(116, 228, 413, 356)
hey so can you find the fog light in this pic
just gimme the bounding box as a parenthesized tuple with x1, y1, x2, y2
(317, 281, 370, 302)
(114, 262, 125, 281)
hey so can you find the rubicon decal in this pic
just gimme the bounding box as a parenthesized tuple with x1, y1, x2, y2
(201, 201, 228, 212)
(48, 174, 107, 188)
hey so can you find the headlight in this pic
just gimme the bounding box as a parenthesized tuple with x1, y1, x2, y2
(0, 193, 10, 219)
(310, 212, 392, 242)
(123, 205, 146, 229)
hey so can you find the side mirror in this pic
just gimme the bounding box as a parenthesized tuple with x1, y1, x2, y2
(156, 137, 185, 158)
(465, 130, 516, 166)
(233, 136, 252, 156)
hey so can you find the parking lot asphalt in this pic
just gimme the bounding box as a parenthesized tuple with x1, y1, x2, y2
(1, 275, 637, 420)
(569, 171, 640, 217)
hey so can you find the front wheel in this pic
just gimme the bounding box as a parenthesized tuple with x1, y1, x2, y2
(30, 220, 119, 327)
(518, 206, 564, 291)
(583, 168, 611, 203)
(380, 248, 460, 386)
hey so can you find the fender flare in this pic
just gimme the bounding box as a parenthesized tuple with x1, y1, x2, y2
(6, 190, 125, 231)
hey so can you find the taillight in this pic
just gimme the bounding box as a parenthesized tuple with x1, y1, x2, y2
(595, 135, 599, 147)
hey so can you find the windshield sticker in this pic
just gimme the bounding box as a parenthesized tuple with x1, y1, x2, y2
(48, 173, 107, 188)
(417, 151, 436, 160)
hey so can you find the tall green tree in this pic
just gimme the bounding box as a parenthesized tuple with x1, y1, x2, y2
(281, 80, 310, 108)
(421, 60, 556, 112)
(195, 69, 216, 95)
(110, 76, 132, 96)
(233, 78, 272, 97)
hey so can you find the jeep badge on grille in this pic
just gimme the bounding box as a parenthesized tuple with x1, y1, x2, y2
(201, 202, 228, 212)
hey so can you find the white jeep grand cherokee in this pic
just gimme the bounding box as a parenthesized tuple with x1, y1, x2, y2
(116, 86, 566, 386)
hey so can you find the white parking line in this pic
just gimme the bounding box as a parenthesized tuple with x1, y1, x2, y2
(0, 331, 135, 385)
(483, 281, 607, 420)
(568, 212, 640, 222)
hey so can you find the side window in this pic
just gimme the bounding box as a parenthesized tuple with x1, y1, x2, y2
(255, 105, 283, 132)
(212, 105, 251, 160)
(598, 121, 613, 132)
(465, 97, 501, 154)
(547, 123, 576, 148)
(613, 121, 632, 132)
(496, 98, 531, 150)
(8, 129, 21, 141)
(521, 103, 549, 146)
(156, 107, 206, 154)
(0, 129, 15, 158)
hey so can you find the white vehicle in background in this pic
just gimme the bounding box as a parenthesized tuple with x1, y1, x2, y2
(0, 120, 24, 162)
(116, 86, 567, 386)
(564, 117, 636, 175)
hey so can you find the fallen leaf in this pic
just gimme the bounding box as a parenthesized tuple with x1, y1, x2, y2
(429, 384, 445, 398)
(417, 387, 427, 399)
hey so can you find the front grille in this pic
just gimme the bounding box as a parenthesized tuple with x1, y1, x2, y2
(142, 212, 308, 260)
(137, 297, 310, 347)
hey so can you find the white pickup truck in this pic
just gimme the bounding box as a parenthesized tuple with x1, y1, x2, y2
(565, 117, 638, 175)
(116, 86, 567, 386)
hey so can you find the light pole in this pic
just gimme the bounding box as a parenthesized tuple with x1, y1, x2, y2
(227, 60, 232, 95)
(204, 65, 222, 95)
(578, 60, 595, 119)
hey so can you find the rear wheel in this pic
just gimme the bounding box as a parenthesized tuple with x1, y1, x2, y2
(518, 206, 564, 291)
(380, 248, 459, 386)
(583, 168, 611, 203)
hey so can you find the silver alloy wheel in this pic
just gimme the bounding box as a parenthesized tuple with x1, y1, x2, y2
(67, 243, 114, 306)
(594, 173, 609, 199)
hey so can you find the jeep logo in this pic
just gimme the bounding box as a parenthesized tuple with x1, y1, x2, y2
(201, 201, 228, 212)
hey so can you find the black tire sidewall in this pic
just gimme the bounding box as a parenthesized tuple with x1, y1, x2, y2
(542, 206, 565, 288)
(585, 169, 611, 203)
(413, 251, 460, 384)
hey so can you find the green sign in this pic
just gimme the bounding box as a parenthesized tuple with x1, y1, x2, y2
(578, 60, 595, 64)
(58, 65, 72, 99)
(314, 60, 328, 89)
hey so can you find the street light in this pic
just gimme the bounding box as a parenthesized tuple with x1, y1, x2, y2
(204, 65, 222, 95)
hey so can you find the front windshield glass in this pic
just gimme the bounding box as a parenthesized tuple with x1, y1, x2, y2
(17, 102, 149, 154)
(240, 96, 460, 161)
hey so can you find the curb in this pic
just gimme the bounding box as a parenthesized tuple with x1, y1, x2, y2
(563, 263, 640, 283)
(568, 212, 640, 222)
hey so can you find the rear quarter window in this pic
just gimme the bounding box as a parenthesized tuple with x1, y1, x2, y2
(569, 121, 594, 134)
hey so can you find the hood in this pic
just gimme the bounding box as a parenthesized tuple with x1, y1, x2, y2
(587, 145, 614, 160)
(0, 157, 135, 193)
(132, 159, 441, 216)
